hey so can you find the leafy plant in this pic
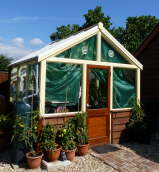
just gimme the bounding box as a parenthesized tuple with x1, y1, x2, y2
(75, 113, 88, 145)
(39, 124, 58, 151)
(58, 127, 76, 150)
(0, 113, 13, 132)
(127, 101, 145, 128)
(11, 111, 39, 152)
(125, 100, 151, 143)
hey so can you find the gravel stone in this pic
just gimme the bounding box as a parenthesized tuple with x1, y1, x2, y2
(0, 153, 116, 172)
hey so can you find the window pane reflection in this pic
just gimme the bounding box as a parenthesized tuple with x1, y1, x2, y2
(89, 68, 108, 109)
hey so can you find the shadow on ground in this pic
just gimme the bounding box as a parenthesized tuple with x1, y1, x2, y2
(119, 138, 159, 164)
(0, 144, 29, 169)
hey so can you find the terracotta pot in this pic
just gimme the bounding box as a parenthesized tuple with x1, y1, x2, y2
(26, 152, 43, 169)
(77, 144, 89, 156)
(63, 149, 76, 161)
(47, 147, 61, 161)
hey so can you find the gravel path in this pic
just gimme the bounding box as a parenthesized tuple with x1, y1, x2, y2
(1, 140, 159, 172)
(0, 153, 116, 172)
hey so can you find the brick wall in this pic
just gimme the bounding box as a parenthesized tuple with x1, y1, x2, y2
(0, 72, 8, 84)
(111, 110, 132, 144)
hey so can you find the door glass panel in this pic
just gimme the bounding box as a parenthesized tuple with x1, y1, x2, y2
(88, 68, 108, 109)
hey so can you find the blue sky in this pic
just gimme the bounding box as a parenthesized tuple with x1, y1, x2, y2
(0, 0, 159, 59)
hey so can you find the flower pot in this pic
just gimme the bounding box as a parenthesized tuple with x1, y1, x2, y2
(47, 147, 61, 161)
(63, 149, 76, 161)
(77, 144, 89, 156)
(26, 152, 43, 169)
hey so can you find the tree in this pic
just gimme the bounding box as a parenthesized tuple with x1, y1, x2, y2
(50, 6, 159, 54)
(83, 6, 112, 30)
(0, 55, 11, 71)
(112, 16, 159, 53)
(50, 6, 112, 41)
(50, 24, 80, 41)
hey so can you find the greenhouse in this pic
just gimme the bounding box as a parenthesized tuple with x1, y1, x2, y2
(10, 23, 143, 145)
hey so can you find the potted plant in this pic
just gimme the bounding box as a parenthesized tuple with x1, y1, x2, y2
(75, 112, 89, 156)
(58, 126, 76, 161)
(12, 112, 43, 169)
(39, 124, 61, 161)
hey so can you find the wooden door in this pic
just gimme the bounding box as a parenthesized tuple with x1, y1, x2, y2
(87, 65, 110, 145)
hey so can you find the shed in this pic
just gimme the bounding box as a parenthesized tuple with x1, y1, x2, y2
(10, 23, 143, 144)
(134, 23, 159, 131)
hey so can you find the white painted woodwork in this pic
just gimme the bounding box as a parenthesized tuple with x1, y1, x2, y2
(39, 60, 46, 116)
(82, 64, 87, 112)
(46, 57, 138, 69)
(136, 68, 141, 102)
(97, 31, 101, 62)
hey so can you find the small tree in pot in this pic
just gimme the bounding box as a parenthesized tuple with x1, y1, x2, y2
(12, 112, 43, 169)
(39, 124, 61, 161)
(58, 126, 76, 161)
(75, 113, 89, 156)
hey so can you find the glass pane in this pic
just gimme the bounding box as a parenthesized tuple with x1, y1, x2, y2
(88, 68, 108, 109)
(10, 67, 18, 102)
(56, 36, 96, 61)
(101, 38, 129, 64)
(113, 68, 136, 108)
(45, 63, 82, 113)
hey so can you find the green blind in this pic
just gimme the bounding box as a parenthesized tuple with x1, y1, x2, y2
(113, 68, 136, 108)
(45, 62, 82, 106)
(56, 36, 96, 61)
(101, 38, 129, 64)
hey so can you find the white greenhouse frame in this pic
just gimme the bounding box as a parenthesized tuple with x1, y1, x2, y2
(10, 22, 142, 119)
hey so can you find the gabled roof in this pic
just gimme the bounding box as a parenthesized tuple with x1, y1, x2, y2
(11, 22, 143, 70)
(134, 22, 159, 57)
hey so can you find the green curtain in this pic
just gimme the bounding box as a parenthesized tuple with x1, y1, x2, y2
(101, 38, 129, 64)
(56, 36, 96, 60)
(113, 68, 136, 108)
(89, 69, 108, 108)
(45, 63, 82, 106)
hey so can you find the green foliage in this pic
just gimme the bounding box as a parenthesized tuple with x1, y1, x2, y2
(0, 113, 14, 132)
(50, 24, 80, 41)
(11, 111, 39, 151)
(50, 6, 158, 54)
(125, 101, 151, 143)
(57, 112, 88, 147)
(112, 16, 159, 53)
(128, 101, 144, 128)
(0, 55, 11, 71)
(74, 113, 88, 145)
(39, 124, 58, 150)
(57, 126, 76, 150)
(50, 6, 111, 41)
(83, 6, 111, 30)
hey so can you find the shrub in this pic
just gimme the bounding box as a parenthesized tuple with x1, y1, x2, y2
(126, 101, 151, 144)
(39, 124, 58, 150)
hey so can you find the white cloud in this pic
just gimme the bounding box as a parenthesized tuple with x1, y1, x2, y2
(11, 37, 24, 47)
(0, 16, 40, 23)
(0, 43, 32, 59)
(30, 38, 44, 46)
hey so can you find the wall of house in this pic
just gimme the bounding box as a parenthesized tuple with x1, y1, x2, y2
(136, 34, 159, 131)
(38, 115, 75, 133)
(111, 110, 132, 144)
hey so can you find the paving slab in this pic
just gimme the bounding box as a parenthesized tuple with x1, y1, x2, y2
(91, 144, 159, 172)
